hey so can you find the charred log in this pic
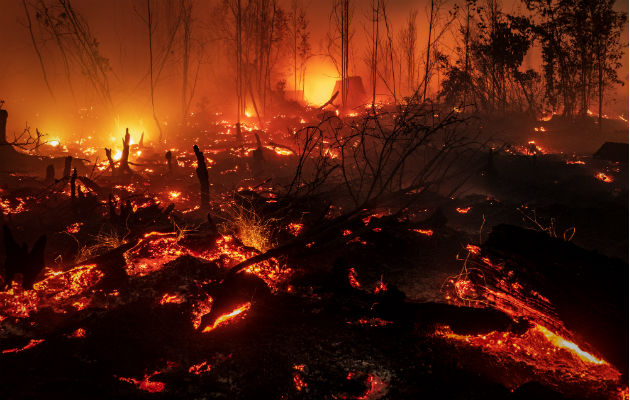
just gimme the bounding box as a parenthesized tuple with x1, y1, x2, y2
(2, 225, 46, 290)
(193, 144, 210, 210)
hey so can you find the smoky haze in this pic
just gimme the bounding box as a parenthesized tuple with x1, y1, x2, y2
(0, 0, 627, 147)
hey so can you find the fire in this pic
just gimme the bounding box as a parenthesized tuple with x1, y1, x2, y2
(595, 172, 613, 183)
(112, 149, 122, 161)
(411, 228, 434, 236)
(456, 207, 471, 214)
(293, 364, 308, 391)
(434, 323, 620, 383)
(168, 191, 181, 200)
(66, 222, 83, 234)
(287, 222, 304, 236)
(466, 244, 481, 255)
(159, 293, 185, 305)
(2, 339, 45, 354)
(48, 139, 60, 147)
(302, 58, 338, 106)
(345, 372, 389, 400)
(188, 361, 212, 375)
(68, 328, 87, 338)
(374, 279, 387, 294)
(566, 160, 585, 165)
(348, 267, 361, 289)
(191, 294, 214, 330)
(201, 302, 251, 333)
(118, 372, 165, 393)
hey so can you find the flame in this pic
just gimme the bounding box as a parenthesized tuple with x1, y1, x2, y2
(434, 323, 619, 383)
(595, 172, 613, 183)
(348, 267, 361, 289)
(411, 228, 433, 236)
(118, 373, 165, 393)
(2, 339, 45, 354)
(68, 328, 86, 338)
(168, 191, 181, 200)
(287, 222, 304, 236)
(293, 364, 308, 391)
(201, 302, 251, 333)
(188, 361, 212, 375)
(456, 207, 471, 214)
(66, 222, 83, 234)
(48, 139, 60, 147)
(159, 293, 185, 305)
(303, 58, 338, 106)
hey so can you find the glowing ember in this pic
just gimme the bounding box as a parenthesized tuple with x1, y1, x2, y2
(191, 294, 214, 330)
(159, 293, 185, 305)
(188, 361, 212, 375)
(374, 279, 387, 294)
(2, 339, 45, 354)
(411, 228, 433, 236)
(466, 244, 481, 255)
(346, 372, 389, 400)
(456, 207, 471, 214)
(566, 160, 585, 165)
(66, 222, 83, 234)
(293, 364, 308, 391)
(169, 191, 181, 199)
(434, 323, 620, 384)
(67, 328, 87, 338)
(201, 302, 251, 333)
(348, 268, 361, 289)
(349, 318, 393, 327)
(287, 222, 304, 236)
(595, 172, 613, 183)
(118, 372, 166, 393)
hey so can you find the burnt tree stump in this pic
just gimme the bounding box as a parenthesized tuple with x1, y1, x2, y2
(0, 109, 8, 144)
(119, 128, 132, 174)
(165, 151, 173, 173)
(193, 144, 210, 210)
(45, 164, 55, 183)
(2, 226, 46, 290)
(70, 168, 77, 199)
(63, 156, 72, 178)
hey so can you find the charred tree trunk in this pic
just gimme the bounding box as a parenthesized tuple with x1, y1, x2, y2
(70, 168, 77, 199)
(45, 164, 55, 183)
(105, 148, 116, 175)
(63, 156, 73, 178)
(2, 226, 46, 290)
(119, 128, 131, 174)
(193, 144, 210, 210)
(165, 150, 173, 173)
(0, 109, 7, 145)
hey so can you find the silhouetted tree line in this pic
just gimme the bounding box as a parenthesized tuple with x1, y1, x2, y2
(439, 0, 626, 120)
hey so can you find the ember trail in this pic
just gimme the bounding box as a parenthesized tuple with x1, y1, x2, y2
(0, 0, 628, 399)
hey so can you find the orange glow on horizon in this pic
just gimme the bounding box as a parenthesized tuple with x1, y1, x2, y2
(303, 57, 338, 106)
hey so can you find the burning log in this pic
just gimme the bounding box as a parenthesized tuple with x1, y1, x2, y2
(2, 225, 46, 290)
(193, 144, 210, 210)
(475, 224, 628, 375)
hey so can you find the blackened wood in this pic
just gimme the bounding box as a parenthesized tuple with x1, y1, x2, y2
(193, 144, 210, 210)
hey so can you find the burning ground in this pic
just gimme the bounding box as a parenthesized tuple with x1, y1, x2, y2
(0, 105, 627, 399)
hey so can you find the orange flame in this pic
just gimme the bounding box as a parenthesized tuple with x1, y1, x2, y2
(201, 302, 251, 333)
